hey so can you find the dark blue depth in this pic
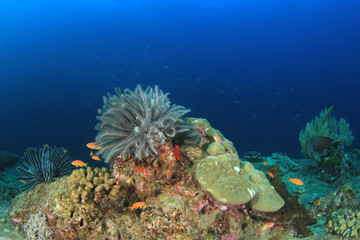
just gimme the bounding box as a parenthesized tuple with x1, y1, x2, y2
(0, 0, 359, 163)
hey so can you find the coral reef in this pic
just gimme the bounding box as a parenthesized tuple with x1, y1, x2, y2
(299, 105, 355, 183)
(16, 145, 75, 189)
(265, 152, 301, 173)
(265, 165, 316, 237)
(22, 211, 53, 240)
(326, 209, 360, 238)
(95, 85, 191, 163)
(310, 184, 359, 220)
(9, 174, 129, 239)
(68, 167, 126, 203)
(9, 117, 316, 239)
(299, 104, 354, 164)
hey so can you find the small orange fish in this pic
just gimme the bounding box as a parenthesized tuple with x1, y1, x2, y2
(256, 222, 275, 235)
(129, 202, 145, 211)
(313, 200, 321, 205)
(19, 180, 27, 184)
(263, 161, 269, 166)
(289, 178, 304, 185)
(86, 142, 101, 150)
(267, 171, 274, 178)
(71, 160, 88, 167)
(213, 135, 223, 144)
(90, 151, 94, 156)
(91, 155, 101, 161)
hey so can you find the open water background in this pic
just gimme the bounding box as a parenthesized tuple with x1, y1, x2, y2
(0, 0, 359, 162)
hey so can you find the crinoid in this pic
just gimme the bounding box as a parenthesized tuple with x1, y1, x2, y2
(95, 85, 191, 163)
(17, 145, 75, 190)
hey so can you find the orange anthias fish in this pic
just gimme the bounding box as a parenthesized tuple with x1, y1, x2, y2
(213, 135, 224, 144)
(129, 202, 146, 211)
(263, 161, 269, 166)
(267, 171, 274, 178)
(313, 200, 321, 205)
(91, 155, 101, 161)
(256, 222, 275, 235)
(289, 178, 304, 185)
(86, 142, 102, 150)
(71, 160, 88, 167)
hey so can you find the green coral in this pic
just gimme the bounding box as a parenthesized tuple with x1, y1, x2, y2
(196, 153, 284, 212)
(189, 117, 284, 212)
(206, 142, 225, 156)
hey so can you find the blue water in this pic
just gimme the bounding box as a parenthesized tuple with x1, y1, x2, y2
(0, 0, 359, 163)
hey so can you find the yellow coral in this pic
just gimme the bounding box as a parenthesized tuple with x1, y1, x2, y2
(327, 209, 360, 238)
(68, 167, 123, 204)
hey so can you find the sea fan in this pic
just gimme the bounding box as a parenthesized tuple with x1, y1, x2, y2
(95, 85, 191, 163)
(17, 145, 75, 190)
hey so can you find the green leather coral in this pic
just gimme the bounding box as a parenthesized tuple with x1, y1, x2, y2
(195, 153, 284, 212)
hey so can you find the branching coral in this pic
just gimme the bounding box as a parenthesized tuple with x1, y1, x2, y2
(17, 145, 75, 190)
(95, 85, 191, 163)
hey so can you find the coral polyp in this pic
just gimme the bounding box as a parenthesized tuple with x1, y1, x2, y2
(95, 85, 191, 163)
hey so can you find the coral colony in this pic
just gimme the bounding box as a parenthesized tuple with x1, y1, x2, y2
(10, 85, 357, 239)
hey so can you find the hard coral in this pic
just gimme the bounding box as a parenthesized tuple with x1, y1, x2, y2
(68, 167, 125, 204)
(327, 209, 360, 238)
(95, 85, 191, 163)
(196, 153, 284, 212)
